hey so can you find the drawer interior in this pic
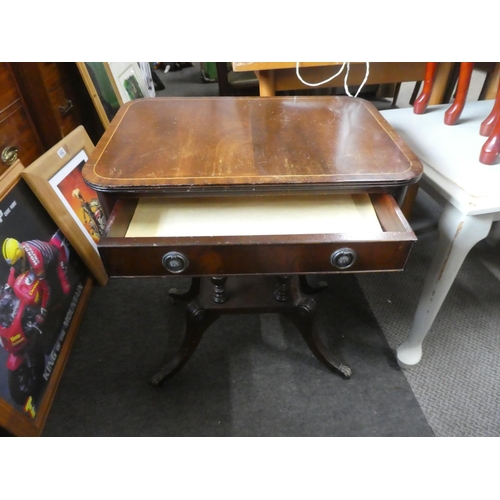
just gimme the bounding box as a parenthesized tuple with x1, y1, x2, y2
(106, 192, 412, 240)
(124, 193, 383, 238)
(100, 193, 415, 277)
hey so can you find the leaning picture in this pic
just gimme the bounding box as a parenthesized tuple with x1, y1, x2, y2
(123, 74, 144, 100)
(49, 150, 107, 250)
(0, 177, 87, 422)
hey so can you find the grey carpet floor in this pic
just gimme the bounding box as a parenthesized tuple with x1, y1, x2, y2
(358, 189, 500, 437)
(155, 63, 219, 97)
(42, 273, 433, 436)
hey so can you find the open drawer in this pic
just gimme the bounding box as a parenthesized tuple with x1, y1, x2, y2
(98, 192, 416, 277)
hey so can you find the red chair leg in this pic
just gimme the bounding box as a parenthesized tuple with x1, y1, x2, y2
(480, 82, 500, 137)
(413, 62, 437, 114)
(479, 112, 500, 164)
(444, 62, 474, 125)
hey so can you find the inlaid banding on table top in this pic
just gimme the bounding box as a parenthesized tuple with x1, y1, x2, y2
(125, 193, 383, 238)
(83, 97, 422, 192)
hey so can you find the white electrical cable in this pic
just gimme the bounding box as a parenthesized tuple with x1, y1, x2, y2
(295, 62, 346, 87)
(295, 62, 370, 97)
(344, 62, 370, 97)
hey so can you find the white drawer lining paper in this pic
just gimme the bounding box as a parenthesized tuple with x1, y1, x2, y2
(125, 193, 382, 238)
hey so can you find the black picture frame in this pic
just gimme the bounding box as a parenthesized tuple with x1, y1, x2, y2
(0, 162, 92, 436)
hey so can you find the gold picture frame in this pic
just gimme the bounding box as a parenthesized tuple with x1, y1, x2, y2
(21, 126, 108, 286)
(76, 62, 123, 129)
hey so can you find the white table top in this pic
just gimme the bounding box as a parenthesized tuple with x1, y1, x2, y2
(381, 100, 500, 215)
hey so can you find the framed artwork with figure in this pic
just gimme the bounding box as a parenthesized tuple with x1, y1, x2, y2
(0, 162, 92, 436)
(21, 126, 108, 287)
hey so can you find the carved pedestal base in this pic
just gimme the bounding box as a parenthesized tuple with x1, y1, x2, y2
(151, 275, 351, 386)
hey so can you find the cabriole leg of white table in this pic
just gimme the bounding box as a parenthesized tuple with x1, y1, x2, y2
(486, 221, 500, 246)
(397, 203, 494, 368)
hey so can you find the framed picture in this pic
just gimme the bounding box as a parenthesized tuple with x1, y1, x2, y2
(76, 62, 122, 129)
(21, 126, 108, 287)
(108, 62, 150, 103)
(0, 161, 92, 436)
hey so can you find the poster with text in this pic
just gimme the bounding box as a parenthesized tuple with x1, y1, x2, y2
(0, 179, 87, 420)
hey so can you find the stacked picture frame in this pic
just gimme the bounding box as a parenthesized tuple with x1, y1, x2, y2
(0, 126, 108, 436)
(77, 62, 151, 129)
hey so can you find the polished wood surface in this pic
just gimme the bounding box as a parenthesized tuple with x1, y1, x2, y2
(9, 63, 104, 151)
(480, 85, 500, 164)
(233, 62, 345, 71)
(83, 96, 422, 195)
(413, 62, 438, 114)
(481, 78, 500, 136)
(0, 63, 43, 172)
(10, 63, 83, 150)
(86, 95, 421, 278)
(1, 62, 103, 177)
(444, 62, 474, 125)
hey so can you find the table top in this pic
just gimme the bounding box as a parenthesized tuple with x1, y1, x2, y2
(83, 96, 422, 195)
(232, 62, 344, 71)
(381, 100, 500, 215)
(232, 62, 426, 74)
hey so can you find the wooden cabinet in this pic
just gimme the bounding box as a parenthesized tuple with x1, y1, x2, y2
(10, 62, 103, 151)
(0, 62, 103, 173)
(0, 62, 44, 174)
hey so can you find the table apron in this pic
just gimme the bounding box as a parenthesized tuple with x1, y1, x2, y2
(99, 239, 415, 277)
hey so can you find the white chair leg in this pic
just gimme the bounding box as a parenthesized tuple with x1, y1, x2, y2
(397, 203, 494, 368)
(486, 220, 500, 246)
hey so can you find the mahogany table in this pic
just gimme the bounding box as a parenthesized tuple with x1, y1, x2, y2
(82, 96, 422, 384)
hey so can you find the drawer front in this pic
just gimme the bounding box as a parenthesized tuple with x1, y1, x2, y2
(39, 62, 66, 92)
(0, 62, 43, 169)
(98, 193, 416, 278)
(100, 239, 414, 277)
(0, 103, 43, 168)
(47, 83, 81, 137)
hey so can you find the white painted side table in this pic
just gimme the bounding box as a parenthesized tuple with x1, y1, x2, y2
(381, 100, 500, 367)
